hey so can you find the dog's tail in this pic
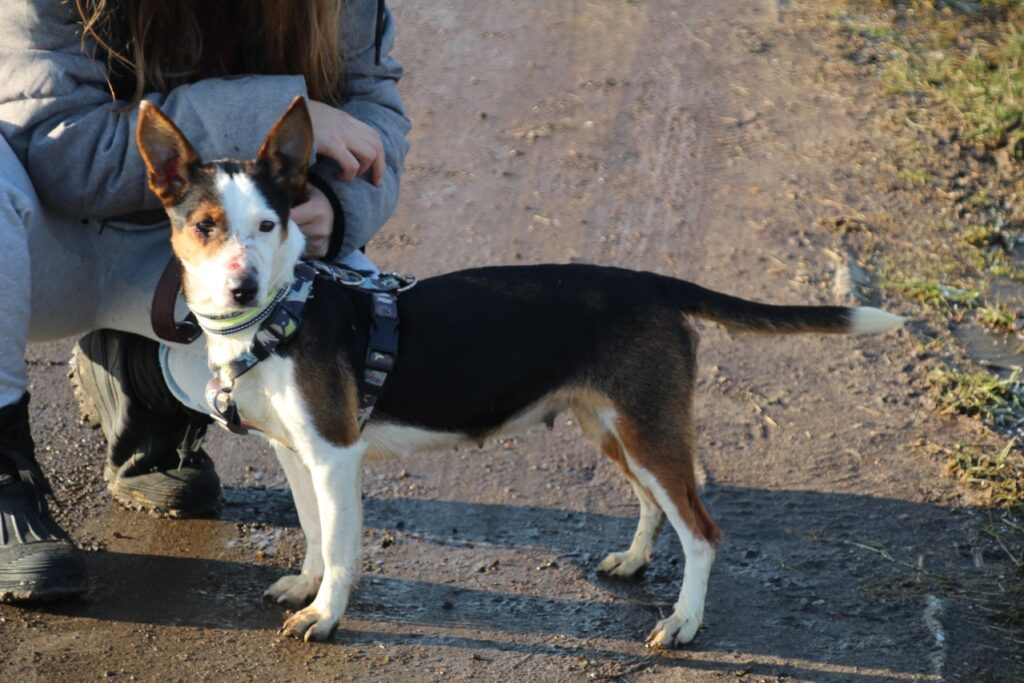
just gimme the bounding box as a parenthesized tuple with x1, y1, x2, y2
(659, 277, 904, 335)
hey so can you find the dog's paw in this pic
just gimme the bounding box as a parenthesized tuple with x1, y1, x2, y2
(279, 604, 338, 643)
(596, 551, 647, 578)
(264, 574, 321, 607)
(644, 613, 699, 649)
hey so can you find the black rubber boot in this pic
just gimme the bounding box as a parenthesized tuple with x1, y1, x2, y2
(0, 393, 87, 602)
(70, 330, 221, 517)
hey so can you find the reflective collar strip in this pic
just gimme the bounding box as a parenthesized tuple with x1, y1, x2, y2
(193, 284, 291, 336)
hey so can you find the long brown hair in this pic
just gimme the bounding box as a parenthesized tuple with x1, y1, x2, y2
(74, 0, 344, 107)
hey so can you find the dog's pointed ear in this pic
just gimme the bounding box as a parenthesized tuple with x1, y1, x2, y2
(257, 96, 313, 202)
(136, 101, 198, 205)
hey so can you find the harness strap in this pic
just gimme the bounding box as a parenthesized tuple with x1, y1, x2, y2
(205, 263, 316, 433)
(201, 261, 413, 435)
(152, 257, 201, 344)
(359, 292, 399, 426)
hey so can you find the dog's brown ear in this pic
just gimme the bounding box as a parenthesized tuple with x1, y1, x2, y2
(136, 101, 199, 205)
(257, 96, 313, 201)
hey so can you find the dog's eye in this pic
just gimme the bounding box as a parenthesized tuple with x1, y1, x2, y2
(194, 220, 214, 237)
(259, 220, 276, 233)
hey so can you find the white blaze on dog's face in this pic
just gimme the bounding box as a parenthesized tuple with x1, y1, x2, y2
(174, 168, 292, 313)
(136, 97, 314, 316)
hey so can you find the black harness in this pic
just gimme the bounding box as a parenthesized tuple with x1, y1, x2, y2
(202, 261, 415, 435)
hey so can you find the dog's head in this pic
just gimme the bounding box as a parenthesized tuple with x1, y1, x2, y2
(136, 96, 313, 316)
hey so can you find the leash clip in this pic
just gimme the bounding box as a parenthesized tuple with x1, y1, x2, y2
(205, 379, 248, 435)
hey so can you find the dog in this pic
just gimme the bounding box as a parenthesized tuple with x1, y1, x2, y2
(135, 97, 903, 645)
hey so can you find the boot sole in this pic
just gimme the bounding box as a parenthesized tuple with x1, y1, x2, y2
(0, 578, 88, 603)
(105, 464, 221, 519)
(68, 343, 104, 432)
(0, 547, 88, 603)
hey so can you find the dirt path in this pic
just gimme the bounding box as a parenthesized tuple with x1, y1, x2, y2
(2, 1, 1020, 681)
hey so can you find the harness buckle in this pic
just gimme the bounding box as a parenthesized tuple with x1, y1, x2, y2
(372, 292, 398, 319)
(367, 350, 395, 371)
(205, 380, 248, 435)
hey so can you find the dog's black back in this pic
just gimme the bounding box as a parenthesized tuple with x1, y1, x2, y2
(282, 262, 860, 442)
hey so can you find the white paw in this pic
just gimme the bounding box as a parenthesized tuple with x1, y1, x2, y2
(279, 604, 339, 642)
(264, 574, 321, 607)
(645, 612, 700, 648)
(597, 550, 648, 578)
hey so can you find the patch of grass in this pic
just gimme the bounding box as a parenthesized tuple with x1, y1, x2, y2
(962, 223, 1014, 250)
(989, 260, 1024, 280)
(881, 271, 981, 311)
(928, 366, 1024, 424)
(875, 7, 1024, 150)
(936, 439, 1024, 509)
(898, 168, 936, 185)
(978, 302, 1020, 333)
(928, 367, 1024, 511)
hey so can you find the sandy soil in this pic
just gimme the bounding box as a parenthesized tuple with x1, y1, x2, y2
(2, 1, 1021, 681)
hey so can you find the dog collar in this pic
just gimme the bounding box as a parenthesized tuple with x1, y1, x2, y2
(193, 284, 292, 336)
(205, 263, 317, 433)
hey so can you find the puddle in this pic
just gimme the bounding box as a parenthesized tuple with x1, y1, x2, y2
(950, 264, 1024, 440)
(953, 324, 1024, 377)
(954, 276, 1024, 377)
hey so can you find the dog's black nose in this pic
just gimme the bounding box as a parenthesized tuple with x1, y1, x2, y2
(231, 278, 258, 306)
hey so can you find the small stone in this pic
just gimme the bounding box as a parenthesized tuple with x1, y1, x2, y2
(476, 559, 499, 573)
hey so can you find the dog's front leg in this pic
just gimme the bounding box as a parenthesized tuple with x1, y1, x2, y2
(280, 440, 367, 642)
(264, 444, 323, 606)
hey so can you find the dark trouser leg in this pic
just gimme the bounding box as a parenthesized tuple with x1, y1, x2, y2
(70, 331, 220, 516)
(0, 394, 87, 602)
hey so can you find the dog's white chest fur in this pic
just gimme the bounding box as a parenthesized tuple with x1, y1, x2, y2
(220, 353, 308, 452)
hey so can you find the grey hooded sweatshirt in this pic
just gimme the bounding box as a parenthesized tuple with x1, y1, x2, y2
(0, 0, 410, 257)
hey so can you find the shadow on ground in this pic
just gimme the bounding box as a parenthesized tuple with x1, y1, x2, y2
(14, 484, 1001, 681)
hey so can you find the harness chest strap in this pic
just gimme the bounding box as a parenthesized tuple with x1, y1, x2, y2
(199, 262, 412, 435)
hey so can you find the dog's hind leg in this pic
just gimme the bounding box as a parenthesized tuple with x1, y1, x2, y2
(615, 417, 720, 648)
(575, 402, 665, 579)
(264, 443, 323, 606)
(598, 480, 664, 578)
(596, 317, 720, 647)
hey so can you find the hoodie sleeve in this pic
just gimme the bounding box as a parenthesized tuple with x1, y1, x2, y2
(0, 0, 310, 218)
(0, 0, 408, 231)
(310, 0, 410, 258)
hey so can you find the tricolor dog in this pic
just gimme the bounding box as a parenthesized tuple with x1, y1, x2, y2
(136, 98, 903, 645)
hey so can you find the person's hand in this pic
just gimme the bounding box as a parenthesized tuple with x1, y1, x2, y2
(307, 99, 385, 187)
(292, 184, 334, 259)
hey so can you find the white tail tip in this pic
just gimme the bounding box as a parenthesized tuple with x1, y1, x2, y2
(849, 307, 905, 335)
